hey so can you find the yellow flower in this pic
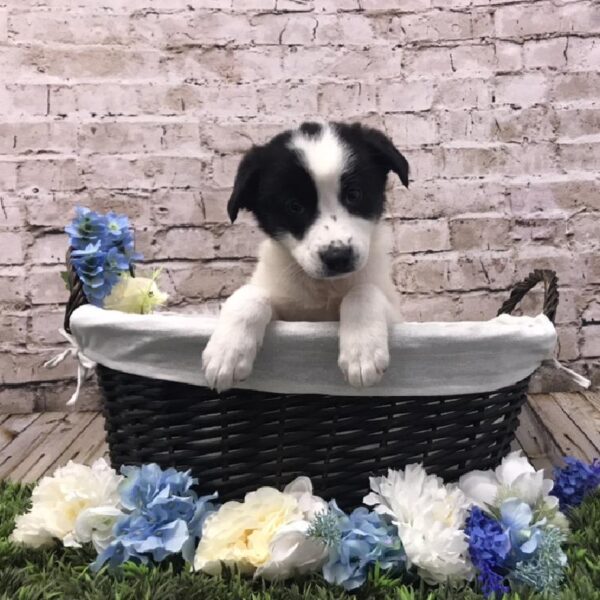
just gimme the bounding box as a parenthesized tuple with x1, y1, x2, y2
(194, 486, 302, 575)
(103, 271, 168, 315)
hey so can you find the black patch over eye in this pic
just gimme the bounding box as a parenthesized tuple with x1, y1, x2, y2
(286, 199, 305, 215)
(344, 188, 362, 206)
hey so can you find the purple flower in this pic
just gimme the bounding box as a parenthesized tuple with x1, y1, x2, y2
(552, 457, 600, 509)
(466, 507, 510, 598)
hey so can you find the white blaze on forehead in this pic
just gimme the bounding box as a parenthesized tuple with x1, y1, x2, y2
(289, 125, 349, 182)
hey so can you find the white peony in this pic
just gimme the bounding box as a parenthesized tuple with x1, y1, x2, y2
(364, 464, 472, 584)
(459, 451, 557, 511)
(255, 477, 328, 580)
(10, 458, 123, 550)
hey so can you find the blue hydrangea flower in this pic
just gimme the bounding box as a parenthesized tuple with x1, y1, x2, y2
(465, 507, 511, 598)
(318, 502, 404, 591)
(91, 464, 218, 571)
(499, 499, 543, 563)
(65, 207, 107, 250)
(552, 457, 600, 510)
(66, 207, 143, 304)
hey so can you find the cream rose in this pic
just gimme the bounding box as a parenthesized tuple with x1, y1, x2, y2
(194, 485, 303, 575)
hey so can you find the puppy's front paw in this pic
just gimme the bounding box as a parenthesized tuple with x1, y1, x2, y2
(202, 331, 258, 392)
(338, 334, 389, 388)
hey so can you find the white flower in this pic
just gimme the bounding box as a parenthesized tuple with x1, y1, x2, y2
(459, 451, 556, 511)
(364, 464, 472, 584)
(10, 458, 122, 550)
(255, 477, 328, 580)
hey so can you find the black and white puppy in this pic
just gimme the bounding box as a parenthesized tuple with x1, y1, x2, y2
(202, 121, 409, 391)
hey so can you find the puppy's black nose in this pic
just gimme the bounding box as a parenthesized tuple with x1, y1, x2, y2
(319, 245, 355, 275)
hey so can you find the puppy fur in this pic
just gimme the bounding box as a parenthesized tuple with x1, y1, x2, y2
(202, 121, 409, 391)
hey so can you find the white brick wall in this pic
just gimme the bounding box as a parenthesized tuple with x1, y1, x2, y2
(0, 0, 598, 411)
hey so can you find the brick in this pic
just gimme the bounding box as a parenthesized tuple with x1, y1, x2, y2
(450, 45, 496, 75)
(16, 158, 79, 191)
(556, 326, 580, 361)
(81, 156, 207, 189)
(450, 214, 511, 250)
(456, 291, 507, 321)
(318, 82, 378, 117)
(28, 308, 65, 346)
(566, 38, 600, 71)
(0, 122, 77, 155)
(440, 107, 554, 143)
(403, 47, 453, 78)
(495, 1, 600, 38)
(581, 326, 600, 358)
(360, 0, 431, 10)
(0, 9, 7, 43)
(29, 233, 67, 265)
(153, 190, 206, 226)
(167, 261, 253, 300)
(0, 161, 18, 190)
(508, 177, 600, 214)
(379, 80, 435, 112)
(315, 14, 380, 45)
(557, 108, 600, 140)
(0, 313, 27, 345)
(495, 41, 523, 72)
(446, 254, 516, 291)
(405, 148, 440, 181)
(314, 0, 359, 11)
(0, 195, 25, 228)
(385, 113, 438, 146)
(398, 10, 489, 43)
(0, 231, 24, 265)
(9, 12, 131, 45)
(511, 216, 567, 245)
(4, 45, 161, 80)
(394, 219, 451, 253)
(434, 78, 491, 109)
(78, 121, 200, 154)
(559, 141, 600, 171)
(0, 84, 47, 117)
(37, 381, 102, 412)
(0, 352, 74, 385)
(0, 387, 36, 414)
(259, 83, 318, 115)
(397, 293, 457, 322)
(0, 267, 26, 304)
(494, 73, 549, 106)
(393, 256, 447, 293)
(523, 38, 568, 69)
(28, 266, 68, 305)
(552, 72, 600, 103)
(277, 0, 314, 11)
(567, 213, 600, 249)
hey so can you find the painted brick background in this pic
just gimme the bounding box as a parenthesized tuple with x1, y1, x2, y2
(0, 0, 598, 412)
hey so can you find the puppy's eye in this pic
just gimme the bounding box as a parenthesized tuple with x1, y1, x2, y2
(344, 188, 362, 206)
(286, 199, 305, 215)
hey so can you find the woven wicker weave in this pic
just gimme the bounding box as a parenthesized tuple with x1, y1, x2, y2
(64, 256, 558, 508)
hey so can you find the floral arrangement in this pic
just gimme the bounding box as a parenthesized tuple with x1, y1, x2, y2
(64, 207, 167, 313)
(10, 453, 600, 597)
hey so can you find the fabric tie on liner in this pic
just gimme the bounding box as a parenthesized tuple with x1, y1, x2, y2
(545, 358, 591, 389)
(43, 328, 97, 406)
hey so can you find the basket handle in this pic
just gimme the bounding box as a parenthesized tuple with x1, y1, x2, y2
(64, 248, 88, 334)
(497, 269, 559, 324)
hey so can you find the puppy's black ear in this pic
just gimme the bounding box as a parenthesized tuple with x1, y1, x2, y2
(361, 126, 410, 188)
(227, 146, 264, 223)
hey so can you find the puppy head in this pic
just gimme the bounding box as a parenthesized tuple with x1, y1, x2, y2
(227, 121, 409, 279)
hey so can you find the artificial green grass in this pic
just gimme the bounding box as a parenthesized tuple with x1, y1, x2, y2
(1, 481, 599, 600)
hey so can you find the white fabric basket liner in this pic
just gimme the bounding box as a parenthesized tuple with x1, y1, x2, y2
(70, 305, 557, 397)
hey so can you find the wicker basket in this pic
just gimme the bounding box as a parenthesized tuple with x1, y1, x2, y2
(64, 256, 558, 508)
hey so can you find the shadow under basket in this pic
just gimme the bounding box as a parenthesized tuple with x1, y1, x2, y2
(65, 260, 558, 508)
